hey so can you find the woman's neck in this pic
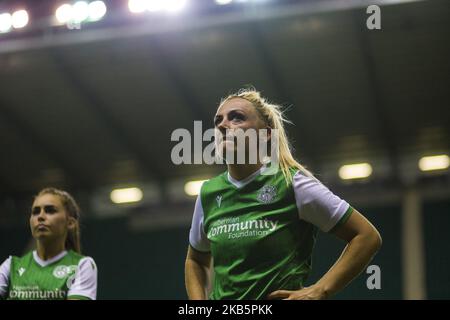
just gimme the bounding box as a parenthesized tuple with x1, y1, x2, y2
(227, 163, 264, 181)
(36, 240, 66, 261)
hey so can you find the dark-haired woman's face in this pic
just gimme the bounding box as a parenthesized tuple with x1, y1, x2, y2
(214, 98, 267, 157)
(30, 194, 73, 243)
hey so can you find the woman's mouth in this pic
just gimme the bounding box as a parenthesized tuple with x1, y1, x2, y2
(36, 224, 49, 231)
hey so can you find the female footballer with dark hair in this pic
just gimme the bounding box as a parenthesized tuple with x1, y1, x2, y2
(0, 188, 97, 300)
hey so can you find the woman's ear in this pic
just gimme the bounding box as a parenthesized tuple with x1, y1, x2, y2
(67, 216, 76, 230)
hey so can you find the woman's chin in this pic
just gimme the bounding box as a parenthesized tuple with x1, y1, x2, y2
(34, 231, 52, 241)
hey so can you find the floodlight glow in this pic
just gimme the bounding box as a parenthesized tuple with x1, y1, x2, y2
(216, 0, 233, 4)
(339, 163, 373, 180)
(0, 13, 12, 33)
(165, 0, 188, 12)
(88, 1, 107, 21)
(184, 180, 206, 196)
(110, 187, 143, 204)
(11, 10, 29, 29)
(73, 1, 89, 23)
(55, 4, 73, 24)
(128, 0, 147, 13)
(419, 155, 450, 172)
(144, 0, 162, 12)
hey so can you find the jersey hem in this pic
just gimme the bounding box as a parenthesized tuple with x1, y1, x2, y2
(328, 206, 354, 234)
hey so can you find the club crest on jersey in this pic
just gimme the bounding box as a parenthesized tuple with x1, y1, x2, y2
(53, 265, 77, 279)
(257, 185, 277, 204)
(216, 195, 222, 208)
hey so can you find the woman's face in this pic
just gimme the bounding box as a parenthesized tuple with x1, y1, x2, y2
(30, 194, 73, 243)
(214, 97, 267, 158)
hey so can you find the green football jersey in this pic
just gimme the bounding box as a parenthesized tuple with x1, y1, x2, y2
(0, 250, 97, 300)
(189, 166, 353, 300)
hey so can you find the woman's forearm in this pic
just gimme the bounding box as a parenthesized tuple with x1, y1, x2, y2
(316, 231, 382, 298)
(185, 258, 210, 300)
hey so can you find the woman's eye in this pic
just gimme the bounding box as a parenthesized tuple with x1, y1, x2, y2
(230, 113, 245, 122)
(32, 207, 40, 215)
(44, 206, 57, 214)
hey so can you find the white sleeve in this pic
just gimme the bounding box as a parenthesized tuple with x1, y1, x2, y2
(293, 171, 353, 232)
(0, 257, 11, 298)
(67, 257, 98, 300)
(189, 195, 211, 253)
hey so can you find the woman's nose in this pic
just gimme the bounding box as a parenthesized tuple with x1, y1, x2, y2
(217, 119, 229, 134)
(37, 210, 46, 221)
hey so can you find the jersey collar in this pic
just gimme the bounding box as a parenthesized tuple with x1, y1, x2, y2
(227, 164, 269, 189)
(33, 250, 68, 267)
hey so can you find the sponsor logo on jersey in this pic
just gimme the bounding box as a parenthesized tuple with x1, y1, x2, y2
(18, 267, 26, 276)
(216, 195, 223, 208)
(257, 185, 277, 204)
(9, 286, 66, 299)
(208, 217, 279, 240)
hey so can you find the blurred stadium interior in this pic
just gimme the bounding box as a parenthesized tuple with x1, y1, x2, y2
(0, 0, 449, 299)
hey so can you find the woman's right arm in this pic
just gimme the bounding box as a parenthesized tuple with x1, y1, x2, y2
(185, 246, 211, 300)
(0, 257, 11, 299)
(186, 193, 211, 300)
